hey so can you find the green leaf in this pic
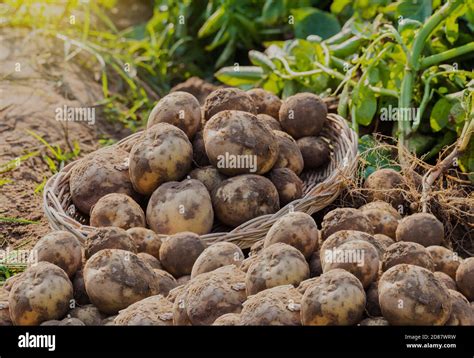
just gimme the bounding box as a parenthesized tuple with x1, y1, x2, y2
(330, 0, 352, 15)
(430, 97, 453, 132)
(406, 133, 436, 155)
(353, 86, 377, 126)
(198, 7, 226, 38)
(260, 0, 284, 25)
(291, 8, 341, 40)
(445, 5, 467, 44)
(397, 0, 432, 23)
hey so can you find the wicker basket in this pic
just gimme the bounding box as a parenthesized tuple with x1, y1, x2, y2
(43, 113, 358, 249)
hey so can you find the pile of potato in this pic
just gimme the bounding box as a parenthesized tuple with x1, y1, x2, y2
(1, 86, 472, 326)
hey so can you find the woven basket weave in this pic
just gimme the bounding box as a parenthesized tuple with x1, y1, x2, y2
(43, 113, 358, 249)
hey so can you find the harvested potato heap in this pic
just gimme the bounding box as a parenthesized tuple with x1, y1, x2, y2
(69, 88, 332, 235)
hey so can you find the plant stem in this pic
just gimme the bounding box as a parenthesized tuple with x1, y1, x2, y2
(420, 42, 474, 69)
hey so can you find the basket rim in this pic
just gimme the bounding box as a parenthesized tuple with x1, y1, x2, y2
(43, 113, 359, 248)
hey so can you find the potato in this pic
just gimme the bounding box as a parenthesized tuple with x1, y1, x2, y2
(90, 193, 145, 229)
(433, 271, 457, 290)
(167, 285, 186, 303)
(297, 277, 319, 295)
(320, 208, 373, 241)
(177, 275, 191, 285)
(58, 317, 85, 326)
(247, 88, 281, 119)
(301, 269, 366, 325)
(396, 213, 444, 247)
(204, 88, 256, 121)
(373, 234, 395, 249)
(172, 288, 192, 326)
(70, 147, 137, 214)
(212, 174, 279, 227)
(9, 262, 73, 325)
(85, 227, 137, 259)
(137, 252, 162, 269)
(240, 255, 259, 273)
(272, 130, 304, 175)
(320, 230, 385, 268)
(426, 246, 461, 280)
(189, 166, 225, 193)
(246, 243, 309, 295)
(69, 304, 104, 326)
(249, 240, 264, 257)
(322, 240, 380, 288)
(0, 302, 12, 326)
(358, 317, 389, 326)
(186, 265, 247, 325)
(153, 269, 178, 296)
(192, 130, 210, 167)
(83, 249, 160, 314)
(203, 110, 278, 175)
(147, 179, 214, 235)
(72, 268, 89, 305)
(129, 123, 193, 195)
(241, 285, 302, 326)
(4, 272, 24, 292)
(264, 212, 319, 259)
(159, 232, 206, 277)
(366, 281, 381, 316)
(212, 313, 241, 326)
(126, 227, 162, 259)
(256, 113, 281, 130)
(445, 289, 474, 326)
(278, 93, 327, 139)
(456, 257, 474, 301)
(101, 315, 117, 326)
(359, 201, 401, 239)
(378, 264, 452, 325)
(147, 91, 201, 138)
(114, 295, 174, 326)
(32, 231, 82, 277)
(268, 168, 303, 206)
(308, 251, 322, 277)
(364, 169, 406, 209)
(382, 242, 434, 272)
(296, 136, 330, 169)
(40, 320, 61, 326)
(191, 242, 244, 278)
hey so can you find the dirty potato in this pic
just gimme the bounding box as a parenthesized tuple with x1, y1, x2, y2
(364, 169, 406, 209)
(186, 265, 247, 325)
(378, 264, 452, 325)
(373, 234, 395, 250)
(396, 213, 444, 247)
(320, 208, 373, 241)
(192, 130, 210, 167)
(212, 174, 280, 227)
(301, 269, 366, 325)
(70, 147, 137, 214)
(32, 231, 82, 277)
(268, 168, 304, 207)
(147, 179, 214, 235)
(9, 262, 73, 325)
(203, 110, 278, 175)
(191, 242, 244, 278)
(456, 258, 474, 301)
(147, 91, 201, 139)
(212, 313, 241, 326)
(247, 88, 281, 119)
(240, 285, 302, 325)
(137, 253, 162, 269)
(83, 249, 160, 315)
(90, 193, 145, 229)
(359, 201, 401, 239)
(189, 166, 225, 193)
(127, 227, 162, 259)
(159, 232, 206, 277)
(445, 289, 474, 326)
(114, 295, 174, 326)
(278, 93, 327, 139)
(152, 269, 178, 296)
(296, 136, 330, 169)
(382, 242, 434, 272)
(72, 268, 89, 305)
(426, 246, 461, 280)
(272, 130, 304, 175)
(256, 114, 281, 130)
(246, 243, 309, 295)
(69, 304, 104, 326)
(129, 123, 193, 195)
(434, 271, 457, 290)
(264, 212, 319, 259)
(85, 227, 137, 259)
(204, 88, 256, 121)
